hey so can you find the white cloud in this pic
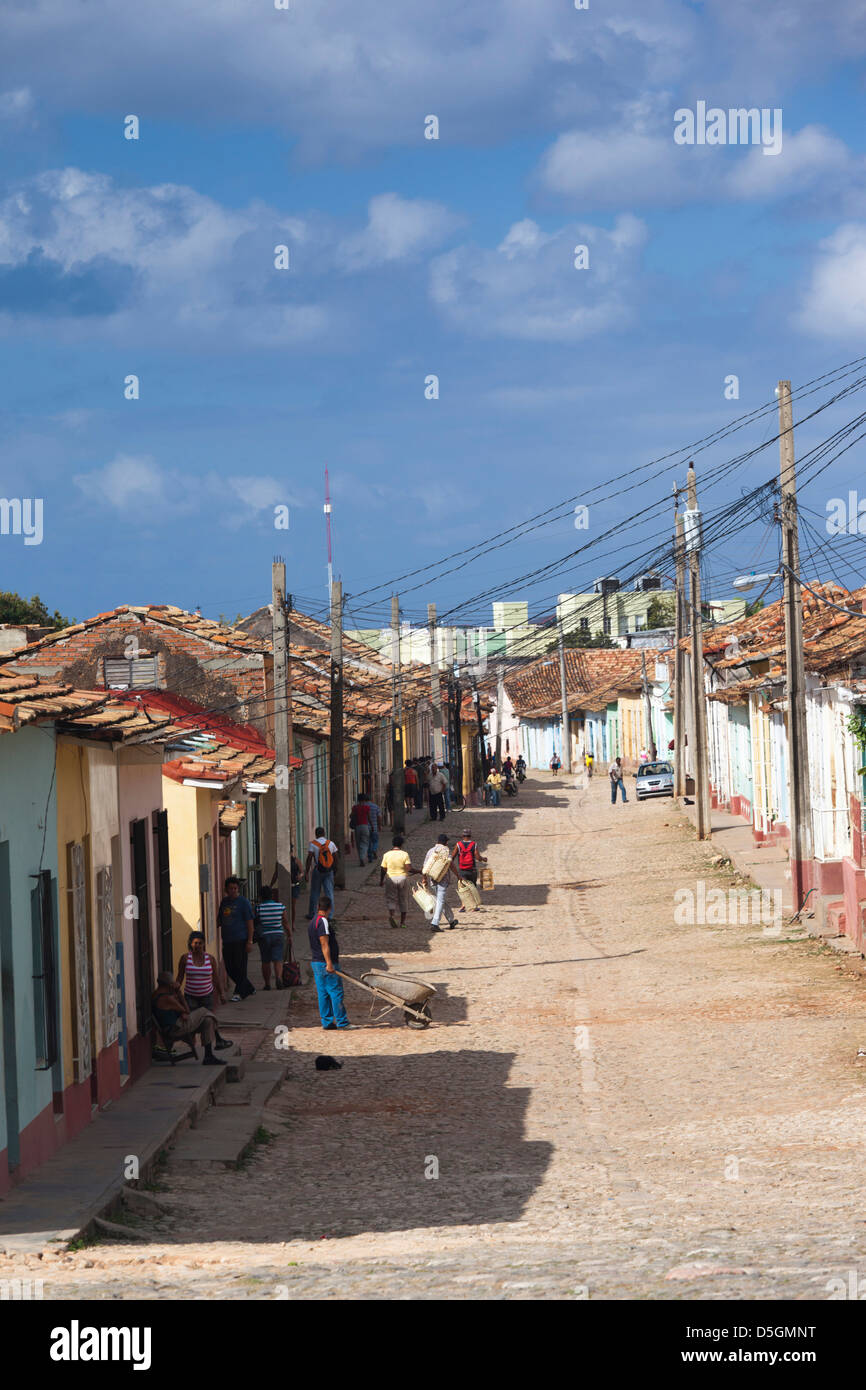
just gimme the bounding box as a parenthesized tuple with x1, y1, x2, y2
(430, 214, 648, 341)
(74, 454, 165, 510)
(537, 113, 866, 213)
(75, 457, 307, 518)
(0, 169, 469, 347)
(794, 224, 866, 339)
(0, 0, 691, 158)
(0, 87, 32, 119)
(726, 124, 858, 200)
(338, 194, 463, 270)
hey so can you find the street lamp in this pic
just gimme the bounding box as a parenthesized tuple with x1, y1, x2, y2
(732, 571, 781, 593)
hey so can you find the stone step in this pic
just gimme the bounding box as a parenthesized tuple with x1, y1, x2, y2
(213, 1066, 285, 1108)
(165, 1067, 285, 1167)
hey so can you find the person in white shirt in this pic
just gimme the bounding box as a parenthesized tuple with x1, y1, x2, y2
(428, 763, 448, 821)
(608, 757, 628, 804)
(305, 826, 339, 920)
(422, 833, 460, 930)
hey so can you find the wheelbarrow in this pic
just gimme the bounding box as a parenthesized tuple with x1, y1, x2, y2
(336, 969, 436, 1028)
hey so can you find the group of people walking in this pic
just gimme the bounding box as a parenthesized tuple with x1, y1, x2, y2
(151, 777, 494, 1047)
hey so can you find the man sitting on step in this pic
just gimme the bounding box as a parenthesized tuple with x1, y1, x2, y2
(151, 973, 232, 1066)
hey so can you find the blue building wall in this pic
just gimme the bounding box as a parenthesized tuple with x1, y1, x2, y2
(0, 724, 61, 1176)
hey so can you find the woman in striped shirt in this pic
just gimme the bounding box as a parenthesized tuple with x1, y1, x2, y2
(256, 885, 290, 990)
(176, 932, 225, 1011)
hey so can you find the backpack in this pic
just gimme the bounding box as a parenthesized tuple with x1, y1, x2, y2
(314, 839, 335, 870)
(457, 839, 476, 870)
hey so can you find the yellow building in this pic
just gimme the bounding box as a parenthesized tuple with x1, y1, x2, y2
(55, 736, 124, 1134)
(160, 776, 220, 967)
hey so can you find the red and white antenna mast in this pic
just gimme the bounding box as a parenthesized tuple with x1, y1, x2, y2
(324, 468, 333, 598)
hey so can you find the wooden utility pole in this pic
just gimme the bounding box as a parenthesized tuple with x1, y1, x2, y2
(428, 602, 444, 764)
(641, 650, 657, 760)
(495, 663, 505, 769)
(271, 559, 293, 909)
(329, 580, 345, 890)
(686, 464, 710, 838)
(474, 681, 487, 780)
(391, 595, 405, 833)
(557, 630, 571, 771)
(778, 379, 813, 909)
(673, 503, 687, 797)
(453, 678, 464, 799)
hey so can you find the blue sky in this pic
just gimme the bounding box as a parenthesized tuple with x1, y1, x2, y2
(2, 0, 866, 632)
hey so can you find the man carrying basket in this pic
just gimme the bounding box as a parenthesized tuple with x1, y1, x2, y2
(451, 829, 487, 913)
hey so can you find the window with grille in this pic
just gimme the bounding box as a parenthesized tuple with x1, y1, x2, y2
(104, 655, 159, 689)
(603, 618, 612, 635)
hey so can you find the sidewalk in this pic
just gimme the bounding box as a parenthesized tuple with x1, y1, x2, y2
(677, 796, 793, 911)
(0, 954, 290, 1256)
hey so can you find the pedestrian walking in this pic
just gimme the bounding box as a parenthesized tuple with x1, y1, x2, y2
(349, 791, 373, 865)
(550, 753, 561, 776)
(255, 884, 290, 990)
(217, 876, 256, 1001)
(422, 833, 460, 931)
(309, 894, 354, 1030)
(451, 829, 487, 912)
(366, 794, 381, 863)
(428, 762, 447, 821)
(608, 756, 628, 803)
(441, 761, 452, 813)
(305, 827, 338, 920)
(585, 751, 594, 778)
(485, 767, 502, 806)
(379, 833, 420, 928)
(403, 760, 418, 813)
(176, 931, 226, 1013)
(413, 759, 426, 811)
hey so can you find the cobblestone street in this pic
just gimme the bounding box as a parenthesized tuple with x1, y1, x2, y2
(14, 775, 866, 1300)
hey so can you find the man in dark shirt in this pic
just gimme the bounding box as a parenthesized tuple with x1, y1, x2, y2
(217, 875, 256, 1001)
(309, 894, 354, 1030)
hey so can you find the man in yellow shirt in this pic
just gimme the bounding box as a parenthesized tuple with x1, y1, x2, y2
(379, 834, 420, 928)
(485, 769, 502, 807)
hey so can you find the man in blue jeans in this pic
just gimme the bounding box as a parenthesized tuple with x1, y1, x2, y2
(309, 894, 355, 1030)
(608, 756, 628, 803)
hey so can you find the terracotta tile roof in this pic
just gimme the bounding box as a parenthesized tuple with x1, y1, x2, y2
(698, 582, 866, 681)
(0, 671, 183, 741)
(506, 648, 655, 718)
(4, 605, 267, 659)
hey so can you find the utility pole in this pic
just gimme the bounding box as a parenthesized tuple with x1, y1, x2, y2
(495, 663, 505, 769)
(391, 595, 405, 833)
(778, 379, 813, 909)
(685, 464, 710, 838)
(557, 629, 571, 772)
(428, 602, 444, 764)
(673, 501, 687, 797)
(641, 649, 656, 760)
(474, 681, 487, 781)
(453, 677, 464, 800)
(329, 580, 345, 890)
(271, 559, 293, 909)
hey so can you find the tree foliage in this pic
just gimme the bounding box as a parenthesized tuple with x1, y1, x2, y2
(0, 591, 73, 630)
(646, 593, 676, 629)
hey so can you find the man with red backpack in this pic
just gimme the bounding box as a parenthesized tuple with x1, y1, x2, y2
(305, 826, 339, 921)
(451, 829, 487, 912)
